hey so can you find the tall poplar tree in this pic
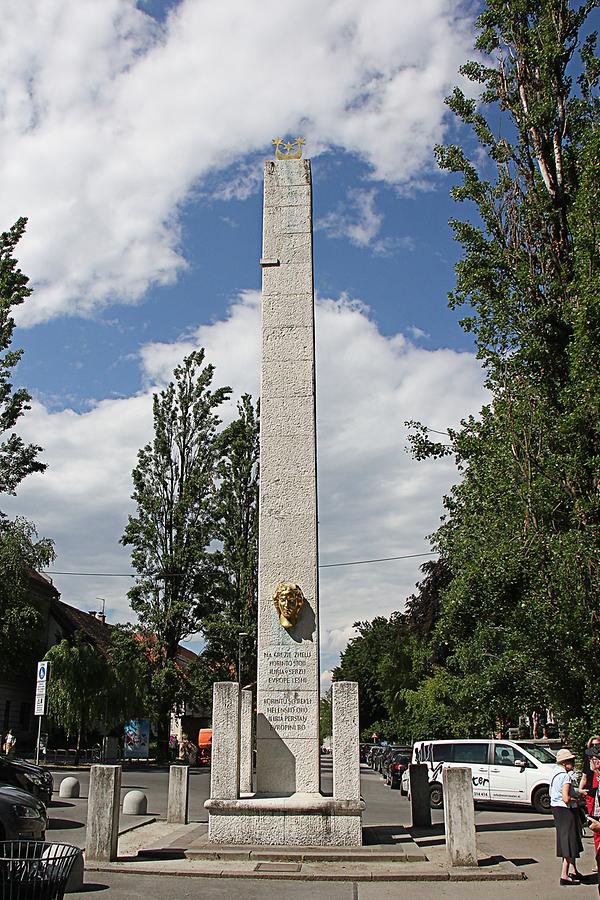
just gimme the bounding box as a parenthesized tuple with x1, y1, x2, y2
(122, 350, 230, 762)
(408, 0, 599, 732)
(193, 395, 259, 700)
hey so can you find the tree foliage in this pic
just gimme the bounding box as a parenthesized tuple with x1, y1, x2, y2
(0, 219, 52, 674)
(122, 350, 231, 761)
(194, 394, 259, 701)
(0, 218, 46, 496)
(46, 633, 110, 764)
(403, 0, 599, 734)
(0, 518, 55, 677)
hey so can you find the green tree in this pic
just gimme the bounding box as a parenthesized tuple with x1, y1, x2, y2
(47, 633, 110, 764)
(0, 218, 46, 496)
(0, 518, 54, 677)
(408, 0, 599, 732)
(195, 395, 259, 701)
(0, 219, 52, 673)
(121, 350, 230, 762)
(319, 688, 332, 744)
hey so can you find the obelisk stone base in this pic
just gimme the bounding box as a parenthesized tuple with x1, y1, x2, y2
(205, 794, 364, 845)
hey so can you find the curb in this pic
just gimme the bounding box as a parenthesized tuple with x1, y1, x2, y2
(84, 861, 525, 882)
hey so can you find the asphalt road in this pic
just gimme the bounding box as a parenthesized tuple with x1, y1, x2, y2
(45, 760, 599, 898)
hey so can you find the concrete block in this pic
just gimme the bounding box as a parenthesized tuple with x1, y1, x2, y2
(122, 790, 147, 815)
(85, 764, 121, 862)
(59, 776, 80, 798)
(210, 681, 240, 800)
(167, 764, 189, 824)
(443, 766, 477, 867)
(409, 764, 432, 828)
(332, 681, 361, 801)
(239, 689, 254, 794)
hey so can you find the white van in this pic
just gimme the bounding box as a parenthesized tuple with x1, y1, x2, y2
(401, 739, 557, 813)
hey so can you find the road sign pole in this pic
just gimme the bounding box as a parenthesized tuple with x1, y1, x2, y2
(35, 715, 43, 766)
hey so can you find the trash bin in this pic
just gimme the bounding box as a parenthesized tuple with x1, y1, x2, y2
(0, 841, 80, 900)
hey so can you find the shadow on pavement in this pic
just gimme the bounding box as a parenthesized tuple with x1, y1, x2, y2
(362, 825, 413, 845)
(48, 818, 84, 829)
(49, 800, 75, 809)
(476, 818, 553, 832)
(480, 854, 538, 867)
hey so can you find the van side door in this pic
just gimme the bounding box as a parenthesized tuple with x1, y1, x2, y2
(446, 742, 490, 800)
(489, 742, 529, 802)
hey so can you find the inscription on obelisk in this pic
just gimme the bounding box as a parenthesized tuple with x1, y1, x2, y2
(256, 157, 320, 796)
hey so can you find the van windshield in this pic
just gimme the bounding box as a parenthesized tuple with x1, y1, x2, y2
(516, 742, 556, 764)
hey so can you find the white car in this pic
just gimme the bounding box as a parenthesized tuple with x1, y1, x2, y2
(401, 739, 557, 813)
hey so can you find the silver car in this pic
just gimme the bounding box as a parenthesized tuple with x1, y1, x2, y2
(0, 785, 47, 841)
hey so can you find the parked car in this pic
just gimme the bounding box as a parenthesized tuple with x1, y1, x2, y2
(0, 784, 47, 841)
(404, 738, 556, 813)
(385, 750, 410, 789)
(0, 755, 53, 805)
(380, 745, 410, 781)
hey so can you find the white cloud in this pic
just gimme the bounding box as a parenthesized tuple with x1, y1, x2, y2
(3, 291, 487, 670)
(0, 0, 475, 324)
(317, 188, 415, 256)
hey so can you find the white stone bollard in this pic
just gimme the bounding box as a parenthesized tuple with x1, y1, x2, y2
(64, 850, 85, 893)
(59, 776, 80, 799)
(442, 766, 477, 867)
(332, 681, 361, 801)
(85, 764, 122, 862)
(409, 764, 432, 828)
(122, 790, 147, 815)
(167, 765, 189, 824)
(239, 688, 254, 794)
(211, 682, 241, 801)
(41, 845, 84, 893)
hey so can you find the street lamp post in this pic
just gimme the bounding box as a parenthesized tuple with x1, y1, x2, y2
(238, 632, 249, 686)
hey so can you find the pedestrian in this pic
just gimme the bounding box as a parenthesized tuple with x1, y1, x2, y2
(584, 744, 600, 895)
(2, 729, 16, 756)
(580, 735, 600, 816)
(550, 748, 586, 885)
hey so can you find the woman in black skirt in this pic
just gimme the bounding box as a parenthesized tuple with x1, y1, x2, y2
(550, 748, 586, 885)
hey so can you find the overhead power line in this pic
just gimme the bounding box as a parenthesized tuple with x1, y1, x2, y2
(42, 550, 439, 579)
(319, 551, 438, 569)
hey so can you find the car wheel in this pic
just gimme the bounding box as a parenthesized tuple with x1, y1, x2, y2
(532, 786, 551, 814)
(429, 783, 444, 809)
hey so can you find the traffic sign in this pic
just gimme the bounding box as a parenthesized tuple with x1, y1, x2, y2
(34, 660, 50, 716)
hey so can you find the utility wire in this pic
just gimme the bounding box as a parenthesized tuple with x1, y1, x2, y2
(319, 551, 438, 569)
(42, 549, 439, 579)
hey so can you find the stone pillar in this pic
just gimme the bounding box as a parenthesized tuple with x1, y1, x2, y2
(86, 764, 121, 862)
(443, 766, 477, 866)
(332, 681, 360, 801)
(239, 688, 254, 794)
(256, 158, 320, 796)
(409, 764, 432, 828)
(211, 681, 241, 800)
(167, 765, 189, 824)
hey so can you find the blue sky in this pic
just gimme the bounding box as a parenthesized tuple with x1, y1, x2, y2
(1, 0, 491, 678)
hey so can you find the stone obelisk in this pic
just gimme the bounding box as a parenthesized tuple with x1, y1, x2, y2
(255, 153, 320, 795)
(205, 143, 363, 845)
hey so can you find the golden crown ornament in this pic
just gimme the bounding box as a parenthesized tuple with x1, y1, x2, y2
(272, 137, 305, 160)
